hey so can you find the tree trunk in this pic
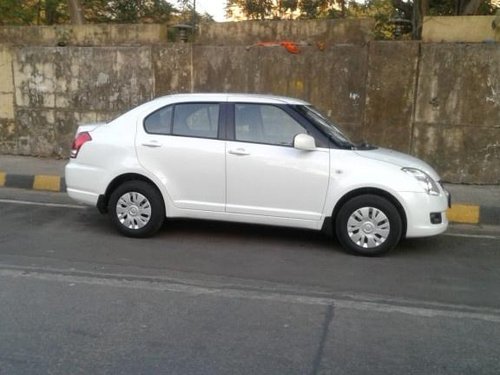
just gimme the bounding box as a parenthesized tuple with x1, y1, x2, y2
(419, 0, 429, 16)
(412, 0, 429, 39)
(67, 0, 84, 24)
(460, 0, 482, 15)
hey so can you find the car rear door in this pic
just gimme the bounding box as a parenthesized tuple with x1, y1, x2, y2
(136, 101, 226, 212)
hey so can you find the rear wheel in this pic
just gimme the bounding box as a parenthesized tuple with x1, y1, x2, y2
(335, 194, 402, 256)
(108, 181, 165, 237)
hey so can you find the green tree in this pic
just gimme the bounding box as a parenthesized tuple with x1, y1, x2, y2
(67, 0, 84, 24)
(0, 0, 178, 25)
(0, 0, 70, 25)
(175, 0, 215, 26)
(0, 0, 37, 25)
(226, 0, 497, 39)
(391, 0, 497, 38)
(349, 0, 497, 40)
(81, 0, 176, 23)
(348, 0, 395, 40)
(226, 0, 346, 20)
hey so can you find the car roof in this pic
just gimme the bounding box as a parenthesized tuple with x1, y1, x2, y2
(154, 93, 310, 105)
(121, 93, 311, 121)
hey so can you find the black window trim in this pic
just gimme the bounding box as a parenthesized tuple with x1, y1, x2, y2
(219, 102, 231, 140)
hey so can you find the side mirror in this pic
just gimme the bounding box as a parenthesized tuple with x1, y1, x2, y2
(293, 133, 316, 151)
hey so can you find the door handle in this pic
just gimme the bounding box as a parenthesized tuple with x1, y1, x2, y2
(228, 148, 250, 156)
(142, 141, 162, 148)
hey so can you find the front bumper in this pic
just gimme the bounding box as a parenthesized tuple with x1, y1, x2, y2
(400, 190, 449, 238)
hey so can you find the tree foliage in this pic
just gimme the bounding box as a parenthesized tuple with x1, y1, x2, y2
(0, 0, 69, 25)
(348, 0, 395, 39)
(175, 0, 215, 25)
(0, 0, 36, 25)
(82, 0, 176, 23)
(0, 0, 178, 25)
(390, 0, 497, 38)
(226, 0, 498, 39)
(226, 0, 345, 20)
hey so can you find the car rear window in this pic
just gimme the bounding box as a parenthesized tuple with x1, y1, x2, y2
(144, 105, 173, 135)
(144, 103, 220, 139)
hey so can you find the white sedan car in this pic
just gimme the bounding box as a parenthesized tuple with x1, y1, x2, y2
(66, 93, 449, 256)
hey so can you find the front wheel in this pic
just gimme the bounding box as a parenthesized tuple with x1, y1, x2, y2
(335, 194, 403, 256)
(108, 181, 165, 237)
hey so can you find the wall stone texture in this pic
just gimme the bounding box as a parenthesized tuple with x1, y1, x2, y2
(6, 46, 154, 156)
(422, 16, 500, 43)
(0, 24, 167, 47)
(153, 45, 192, 96)
(413, 44, 500, 183)
(197, 19, 374, 46)
(0, 46, 16, 154)
(0, 21, 498, 184)
(363, 42, 420, 154)
(193, 45, 367, 140)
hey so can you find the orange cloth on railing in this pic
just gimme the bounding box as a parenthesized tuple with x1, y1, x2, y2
(254, 41, 300, 54)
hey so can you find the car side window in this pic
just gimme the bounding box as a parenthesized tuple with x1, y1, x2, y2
(144, 105, 173, 135)
(172, 103, 219, 139)
(235, 104, 307, 146)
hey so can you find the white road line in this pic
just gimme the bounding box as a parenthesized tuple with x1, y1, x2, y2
(444, 233, 499, 240)
(2, 268, 500, 324)
(0, 198, 86, 209)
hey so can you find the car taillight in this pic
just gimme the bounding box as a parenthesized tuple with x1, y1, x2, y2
(71, 132, 92, 158)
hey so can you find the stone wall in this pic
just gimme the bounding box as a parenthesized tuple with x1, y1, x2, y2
(0, 46, 16, 154)
(362, 42, 420, 153)
(192, 45, 367, 139)
(11, 47, 154, 155)
(422, 16, 500, 43)
(196, 18, 374, 45)
(0, 24, 167, 46)
(412, 44, 500, 183)
(0, 21, 499, 184)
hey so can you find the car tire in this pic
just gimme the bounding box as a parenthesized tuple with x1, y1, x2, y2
(108, 180, 165, 238)
(335, 194, 402, 256)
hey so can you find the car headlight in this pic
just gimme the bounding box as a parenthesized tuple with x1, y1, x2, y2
(402, 167, 440, 196)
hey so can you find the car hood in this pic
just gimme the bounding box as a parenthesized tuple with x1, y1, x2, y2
(354, 147, 440, 180)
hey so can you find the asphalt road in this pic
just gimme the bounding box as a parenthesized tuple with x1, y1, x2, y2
(1, 188, 500, 374)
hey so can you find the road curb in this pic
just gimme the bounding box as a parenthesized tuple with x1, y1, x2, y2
(446, 204, 500, 226)
(0, 172, 498, 225)
(0, 173, 66, 193)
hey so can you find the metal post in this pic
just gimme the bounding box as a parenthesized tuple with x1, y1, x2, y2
(192, 0, 196, 32)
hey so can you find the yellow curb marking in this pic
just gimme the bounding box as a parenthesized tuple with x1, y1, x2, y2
(33, 175, 61, 192)
(0, 172, 5, 187)
(447, 204, 480, 224)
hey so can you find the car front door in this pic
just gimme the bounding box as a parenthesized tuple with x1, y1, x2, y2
(136, 102, 226, 212)
(225, 103, 330, 222)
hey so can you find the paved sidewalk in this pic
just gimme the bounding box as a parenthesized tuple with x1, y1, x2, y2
(0, 154, 499, 225)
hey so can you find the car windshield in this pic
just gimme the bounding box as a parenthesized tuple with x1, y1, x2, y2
(295, 105, 354, 148)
